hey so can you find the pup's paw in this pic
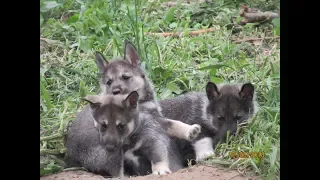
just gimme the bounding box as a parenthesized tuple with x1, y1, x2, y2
(152, 169, 172, 175)
(196, 150, 215, 162)
(186, 124, 201, 141)
(152, 162, 171, 175)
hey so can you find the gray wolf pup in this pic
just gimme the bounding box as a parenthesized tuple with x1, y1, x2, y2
(64, 104, 124, 177)
(83, 91, 183, 176)
(94, 41, 201, 141)
(159, 81, 258, 164)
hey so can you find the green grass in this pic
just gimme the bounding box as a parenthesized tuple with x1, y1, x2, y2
(40, 0, 280, 179)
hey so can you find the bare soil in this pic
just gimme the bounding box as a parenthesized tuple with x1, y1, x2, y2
(40, 165, 260, 180)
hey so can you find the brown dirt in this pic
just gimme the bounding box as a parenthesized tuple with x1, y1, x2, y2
(40, 165, 260, 180)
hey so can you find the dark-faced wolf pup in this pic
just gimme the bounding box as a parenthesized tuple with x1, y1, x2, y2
(64, 41, 201, 177)
(83, 91, 183, 176)
(159, 81, 258, 165)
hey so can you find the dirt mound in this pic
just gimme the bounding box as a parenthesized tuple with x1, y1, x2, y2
(40, 165, 260, 180)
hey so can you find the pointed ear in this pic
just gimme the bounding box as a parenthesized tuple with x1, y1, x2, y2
(206, 82, 219, 100)
(123, 91, 139, 108)
(83, 95, 102, 109)
(239, 83, 254, 100)
(95, 52, 109, 74)
(124, 40, 140, 67)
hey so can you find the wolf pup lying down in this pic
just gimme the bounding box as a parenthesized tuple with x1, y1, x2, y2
(159, 81, 258, 165)
(82, 92, 183, 176)
(64, 41, 200, 176)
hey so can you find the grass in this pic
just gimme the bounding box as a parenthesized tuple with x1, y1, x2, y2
(40, 0, 280, 179)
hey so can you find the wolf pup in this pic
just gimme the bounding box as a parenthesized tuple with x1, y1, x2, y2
(94, 41, 201, 141)
(159, 82, 258, 164)
(64, 103, 125, 177)
(83, 91, 183, 176)
(64, 41, 199, 176)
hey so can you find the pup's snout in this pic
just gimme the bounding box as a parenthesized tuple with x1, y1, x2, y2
(105, 144, 117, 152)
(112, 88, 121, 95)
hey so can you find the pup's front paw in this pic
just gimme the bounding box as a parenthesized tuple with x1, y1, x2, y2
(152, 161, 172, 175)
(196, 150, 215, 162)
(186, 124, 201, 141)
(152, 169, 172, 175)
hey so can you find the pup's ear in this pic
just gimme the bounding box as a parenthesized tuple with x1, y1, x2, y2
(206, 82, 219, 100)
(95, 52, 109, 74)
(83, 95, 102, 109)
(123, 91, 139, 108)
(239, 83, 254, 100)
(124, 40, 140, 67)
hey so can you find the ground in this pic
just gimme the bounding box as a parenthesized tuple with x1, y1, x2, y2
(40, 165, 260, 180)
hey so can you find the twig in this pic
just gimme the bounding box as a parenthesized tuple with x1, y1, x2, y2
(40, 37, 56, 44)
(233, 36, 280, 43)
(40, 148, 66, 155)
(59, 103, 68, 133)
(146, 27, 216, 38)
(40, 133, 64, 142)
(63, 167, 88, 172)
(270, 43, 278, 54)
(162, 2, 191, 7)
(239, 4, 279, 25)
(60, 12, 65, 22)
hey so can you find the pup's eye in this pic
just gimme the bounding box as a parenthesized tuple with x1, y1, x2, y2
(217, 116, 225, 121)
(235, 116, 242, 121)
(101, 123, 108, 129)
(106, 79, 112, 85)
(122, 75, 131, 80)
(117, 124, 125, 130)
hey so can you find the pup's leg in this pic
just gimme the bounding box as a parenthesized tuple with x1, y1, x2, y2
(152, 161, 171, 175)
(192, 137, 215, 162)
(147, 142, 172, 175)
(159, 118, 201, 141)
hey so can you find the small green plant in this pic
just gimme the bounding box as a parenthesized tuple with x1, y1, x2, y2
(272, 18, 280, 36)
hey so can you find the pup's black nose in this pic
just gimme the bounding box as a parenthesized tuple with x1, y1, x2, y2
(112, 89, 121, 95)
(105, 144, 116, 151)
(232, 131, 236, 136)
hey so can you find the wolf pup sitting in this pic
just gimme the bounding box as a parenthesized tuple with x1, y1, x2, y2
(159, 82, 258, 165)
(64, 41, 199, 176)
(83, 91, 183, 176)
(94, 41, 201, 141)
